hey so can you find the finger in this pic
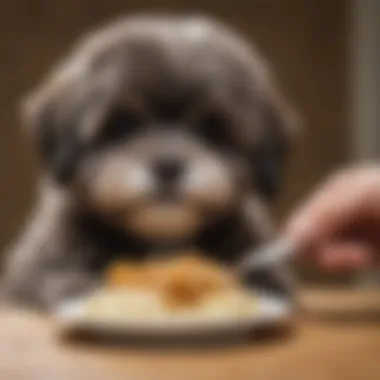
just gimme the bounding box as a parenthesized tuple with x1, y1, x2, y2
(317, 242, 374, 273)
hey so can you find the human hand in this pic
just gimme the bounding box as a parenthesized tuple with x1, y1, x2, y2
(285, 166, 380, 272)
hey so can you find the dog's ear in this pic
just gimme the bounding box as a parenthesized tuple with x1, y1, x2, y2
(254, 85, 299, 200)
(21, 59, 89, 184)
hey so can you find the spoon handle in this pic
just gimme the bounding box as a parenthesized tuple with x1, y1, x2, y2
(237, 237, 297, 274)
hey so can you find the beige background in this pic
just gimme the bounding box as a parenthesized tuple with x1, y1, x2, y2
(0, 0, 348, 252)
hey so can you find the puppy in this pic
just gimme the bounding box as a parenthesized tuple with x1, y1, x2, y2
(2, 15, 297, 310)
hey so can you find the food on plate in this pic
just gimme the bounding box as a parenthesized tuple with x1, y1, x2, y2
(84, 251, 259, 323)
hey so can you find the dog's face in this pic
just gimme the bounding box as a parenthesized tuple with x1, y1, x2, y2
(23, 16, 296, 242)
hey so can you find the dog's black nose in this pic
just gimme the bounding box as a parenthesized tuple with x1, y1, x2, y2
(153, 159, 185, 183)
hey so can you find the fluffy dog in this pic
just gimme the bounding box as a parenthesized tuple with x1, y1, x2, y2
(2, 15, 297, 310)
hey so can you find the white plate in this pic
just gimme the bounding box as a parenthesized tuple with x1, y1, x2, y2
(55, 294, 293, 341)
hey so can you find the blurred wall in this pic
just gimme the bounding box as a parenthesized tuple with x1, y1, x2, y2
(0, 0, 348, 251)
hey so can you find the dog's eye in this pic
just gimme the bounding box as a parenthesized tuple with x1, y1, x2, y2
(196, 113, 231, 147)
(101, 109, 142, 143)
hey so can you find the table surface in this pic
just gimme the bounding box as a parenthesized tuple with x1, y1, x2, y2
(1, 288, 380, 380)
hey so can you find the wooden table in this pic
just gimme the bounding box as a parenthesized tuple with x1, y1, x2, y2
(1, 289, 380, 380)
